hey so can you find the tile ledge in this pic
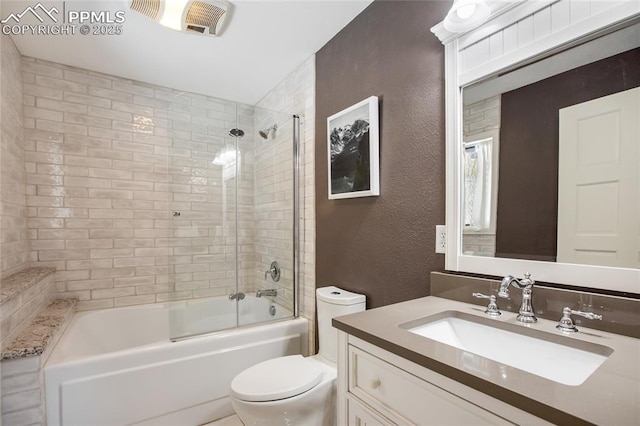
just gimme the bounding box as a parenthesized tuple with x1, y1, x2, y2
(0, 267, 56, 305)
(1, 298, 77, 361)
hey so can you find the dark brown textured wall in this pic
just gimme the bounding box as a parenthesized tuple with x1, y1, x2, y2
(496, 48, 640, 261)
(315, 0, 451, 308)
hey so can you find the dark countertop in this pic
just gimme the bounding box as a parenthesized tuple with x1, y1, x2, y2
(333, 296, 640, 425)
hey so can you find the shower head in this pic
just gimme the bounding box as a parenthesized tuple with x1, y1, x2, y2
(259, 124, 278, 140)
(228, 128, 244, 138)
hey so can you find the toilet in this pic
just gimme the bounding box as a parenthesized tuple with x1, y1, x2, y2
(229, 286, 366, 425)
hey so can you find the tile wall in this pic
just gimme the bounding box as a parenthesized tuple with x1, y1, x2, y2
(1, 35, 30, 278)
(1, 36, 316, 350)
(22, 56, 257, 311)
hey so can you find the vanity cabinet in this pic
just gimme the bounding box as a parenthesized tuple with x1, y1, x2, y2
(337, 332, 549, 426)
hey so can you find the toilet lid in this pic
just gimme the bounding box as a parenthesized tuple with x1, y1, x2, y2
(230, 355, 323, 402)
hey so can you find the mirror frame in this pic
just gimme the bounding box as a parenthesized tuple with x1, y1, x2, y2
(432, 0, 640, 293)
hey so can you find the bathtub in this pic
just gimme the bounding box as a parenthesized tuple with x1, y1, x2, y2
(44, 296, 307, 426)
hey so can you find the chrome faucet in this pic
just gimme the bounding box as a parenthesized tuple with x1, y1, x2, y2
(256, 288, 277, 298)
(498, 273, 537, 323)
(472, 292, 501, 317)
(556, 307, 603, 333)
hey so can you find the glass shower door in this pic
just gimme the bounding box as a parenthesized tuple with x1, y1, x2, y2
(167, 100, 298, 340)
(167, 98, 244, 340)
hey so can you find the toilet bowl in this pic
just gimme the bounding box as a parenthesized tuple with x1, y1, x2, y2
(229, 286, 366, 426)
(230, 355, 336, 425)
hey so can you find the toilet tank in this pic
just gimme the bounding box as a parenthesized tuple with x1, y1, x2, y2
(316, 286, 366, 363)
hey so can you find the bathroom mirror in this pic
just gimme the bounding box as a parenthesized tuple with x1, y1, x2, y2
(435, 0, 640, 293)
(461, 25, 640, 268)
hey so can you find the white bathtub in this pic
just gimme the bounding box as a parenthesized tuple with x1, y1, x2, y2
(44, 296, 307, 426)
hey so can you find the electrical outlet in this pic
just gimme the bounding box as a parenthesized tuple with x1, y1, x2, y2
(435, 225, 446, 254)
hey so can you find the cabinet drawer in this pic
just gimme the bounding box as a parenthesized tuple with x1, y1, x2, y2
(348, 345, 512, 425)
(347, 396, 393, 426)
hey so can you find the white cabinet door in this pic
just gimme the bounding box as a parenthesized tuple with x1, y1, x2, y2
(558, 87, 640, 267)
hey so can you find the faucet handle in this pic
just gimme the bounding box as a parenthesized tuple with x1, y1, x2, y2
(472, 292, 501, 317)
(556, 307, 603, 333)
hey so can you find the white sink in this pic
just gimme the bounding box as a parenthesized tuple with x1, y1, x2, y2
(403, 312, 612, 386)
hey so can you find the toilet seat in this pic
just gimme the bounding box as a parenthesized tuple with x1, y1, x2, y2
(230, 355, 323, 402)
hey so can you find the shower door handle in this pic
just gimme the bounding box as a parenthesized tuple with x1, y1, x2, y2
(229, 292, 245, 301)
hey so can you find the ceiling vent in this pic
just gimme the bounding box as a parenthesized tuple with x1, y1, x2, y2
(130, 0, 161, 20)
(130, 0, 230, 36)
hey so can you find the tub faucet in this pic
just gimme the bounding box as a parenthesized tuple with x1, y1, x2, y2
(256, 289, 277, 298)
(498, 273, 537, 323)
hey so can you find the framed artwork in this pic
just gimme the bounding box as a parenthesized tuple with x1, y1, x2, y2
(327, 96, 380, 199)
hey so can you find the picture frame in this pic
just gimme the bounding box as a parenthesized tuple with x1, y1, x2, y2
(327, 96, 380, 199)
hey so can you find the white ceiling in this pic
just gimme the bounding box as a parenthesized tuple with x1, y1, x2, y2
(5, 0, 373, 105)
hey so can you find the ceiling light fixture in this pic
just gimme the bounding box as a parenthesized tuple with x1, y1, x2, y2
(443, 0, 490, 33)
(159, 0, 189, 31)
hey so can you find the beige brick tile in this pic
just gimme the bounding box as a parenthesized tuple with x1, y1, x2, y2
(64, 176, 111, 189)
(90, 248, 134, 259)
(88, 127, 132, 141)
(91, 267, 135, 279)
(36, 164, 88, 177)
(36, 97, 88, 114)
(64, 219, 113, 229)
(38, 229, 88, 240)
(36, 207, 89, 218)
(23, 83, 63, 100)
(88, 105, 132, 121)
(112, 219, 153, 228)
(76, 299, 114, 311)
(87, 147, 133, 161)
(114, 294, 155, 307)
(64, 70, 112, 89)
(92, 287, 135, 299)
(112, 100, 153, 116)
(36, 119, 87, 135)
(112, 81, 154, 97)
(66, 259, 113, 270)
(114, 276, 155, 287)
(65, 239, 113, 249)
(113, 238, 154, 248)
(64, 92, 111, 108)
(64, 155, 112, 169)
(89, 209, 134, 219)
(89, 229, 133, 239)
(63, 112, 111, 129)
(66, 278, 113, 291)
(88, 188, 133, 199)
(111, 199, 153, 210)
(64, 133, 112, 148)
(23, 105, 63, 121)
(113, 256, 155, 268)
(64, 198, 111, 208)
(22, 61, 63, 78)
